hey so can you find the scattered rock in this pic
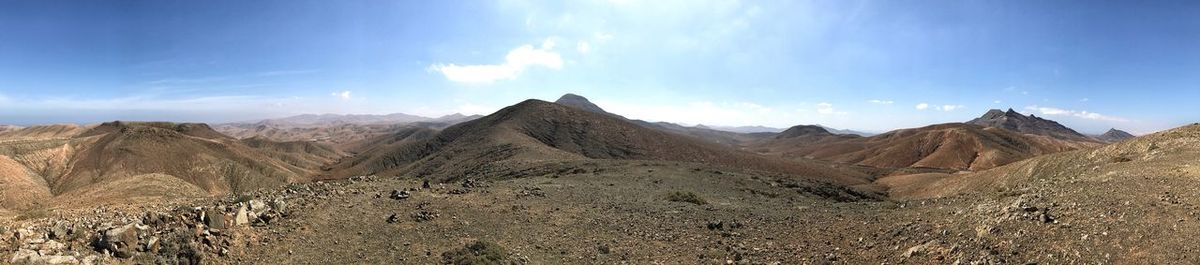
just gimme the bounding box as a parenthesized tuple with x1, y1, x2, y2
(412, 211, 439, 222)
(390, 189, 411, 200)
(100, 224, 140, 258)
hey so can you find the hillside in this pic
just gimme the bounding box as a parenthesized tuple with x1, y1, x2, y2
(215, 116, 477, 151)
(553, 93, 773, 147)
(336, 99, 876, 198)
(0, 121, 342, 211)
(884, 123, 1200, 199)
(753, 123, 1100, 172)
(0, 124, 88, 140)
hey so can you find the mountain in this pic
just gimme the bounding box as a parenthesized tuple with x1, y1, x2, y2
(882, 123, 1200, 199)
(0, 121, 341, 210)
(551, 93, 774, 146)
(431, 113, 484, 123)
(258, 113, 430, 126)
(967, 108, 1093, 141)
(751, 123, 1101, 172)
(336, 99, 876, 198)
(214, 114, 480, 151)
(1095, 128, 1135, 142)
(0, 124, 89, 140)
(0, 125, 22, 133)
(774, 125, 836, 139)
(696, 125, 785, 133)
(819, 125, 876, 137)
(553, 93, 611, 115)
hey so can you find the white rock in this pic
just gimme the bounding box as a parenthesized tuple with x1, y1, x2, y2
(235, 205, 250, 226)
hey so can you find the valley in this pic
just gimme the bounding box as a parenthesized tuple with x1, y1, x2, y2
(1, 94, 1195, 264)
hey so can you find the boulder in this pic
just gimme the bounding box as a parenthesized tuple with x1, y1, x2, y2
(204, 208, 226, 229)
(248, 200, 268, 213)
(390, 189, 410, 200)
(48, 223, 71, 240)
(101, 224, 140, 258)
(235, 205, 250, 226)
(269, 199, 288, 213)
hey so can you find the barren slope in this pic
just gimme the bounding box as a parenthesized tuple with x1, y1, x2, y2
(755, 123, 1100, 172)
(337, 99, 875, 195)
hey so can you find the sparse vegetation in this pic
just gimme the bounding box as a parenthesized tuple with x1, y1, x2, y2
(15, 207, 50, 221)
(665, 191, 707, 205)
(441, 240, 511, 265)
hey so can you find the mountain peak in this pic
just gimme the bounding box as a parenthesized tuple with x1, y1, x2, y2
(1097, 128, 1135, 142)
(775, 125, 833, 139)
(554, 93, 609, 115)
(966, 109, 1091, 141)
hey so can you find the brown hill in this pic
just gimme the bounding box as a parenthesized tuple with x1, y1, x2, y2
(0, 124, 88, 140)
(967, 108, 1093, 141)
(753, 123, 1100, 172)
(335, 99, 875, 196)
(1095, 128, 1135, 142)
(215, 121, 467, 152)
(0, 121, 343, 211)
(552, 93, 772, 147)
(0, 125, 21, 133)
(884, 123, 1200, 199)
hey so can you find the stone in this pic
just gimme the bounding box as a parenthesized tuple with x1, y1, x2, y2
(101, 224, 140, 258)
(10, 249, 39, 263)
(390, 189, 410, 200)
(39, 239, 67, 253)
(249, 200, 268, 213)
(387, 213, 400, 224)
(48, 223, 71, 240)
(205, 208, 226, 229)
(145, 236, 161, 253)
(31, 254, 80, 264)
(902, 241, 937, 258)
(270, 199, 288, 213)
(235, 205, 250, 226)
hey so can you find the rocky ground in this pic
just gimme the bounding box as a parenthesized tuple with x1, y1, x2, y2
(4, 159, 1200, 264)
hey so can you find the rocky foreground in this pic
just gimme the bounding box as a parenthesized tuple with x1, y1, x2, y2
(5, 159, 1200, 264)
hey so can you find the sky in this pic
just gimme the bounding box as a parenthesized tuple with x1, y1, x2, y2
(1, 0, 1198, 134)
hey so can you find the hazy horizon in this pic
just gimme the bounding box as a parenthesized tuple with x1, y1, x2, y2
(3, 0, 1199, 134)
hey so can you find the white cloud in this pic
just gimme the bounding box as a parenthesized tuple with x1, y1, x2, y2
(1079, 98, 1089, 102)
(1024, 106, 1128, 122)
(993, 100, 1002, 104)
(816, 102, 845, 115)
(868, 99, 893, 105)
(576, 41, 592, 53)
(430, 40, 564, 84)
(594, 32, 614, 42)
(331, 91, 352, 101)
(915, 103, 964, 111)
(939, 105, 965, 112)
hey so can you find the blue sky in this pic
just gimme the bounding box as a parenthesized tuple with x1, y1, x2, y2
(1, 0, 1198, 134)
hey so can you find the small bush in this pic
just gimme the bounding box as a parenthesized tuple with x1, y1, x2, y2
(15, 208, 49, 221)
(442, 240, 510, 265)
(666, 191, 707, 205)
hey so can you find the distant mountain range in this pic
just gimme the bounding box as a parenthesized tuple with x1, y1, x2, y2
(239, 113, 482, 127)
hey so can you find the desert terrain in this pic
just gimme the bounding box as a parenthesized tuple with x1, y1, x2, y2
(1, 94, 1195, 264)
